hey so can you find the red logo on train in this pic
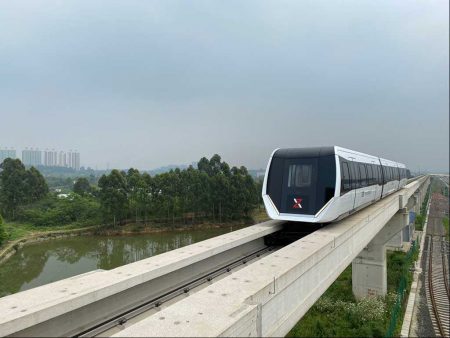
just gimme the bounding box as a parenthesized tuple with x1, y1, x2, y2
(293, 198, 303, 209)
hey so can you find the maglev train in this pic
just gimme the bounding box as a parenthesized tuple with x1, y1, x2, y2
(262, 146, 408, 223)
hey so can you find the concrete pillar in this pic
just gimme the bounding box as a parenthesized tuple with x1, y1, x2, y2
(352, 210, 409, 298)
(402, 225, 410, 243)
(386, 231, 403, 250)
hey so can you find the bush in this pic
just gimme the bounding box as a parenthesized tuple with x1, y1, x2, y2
(17, 194, 101, 227)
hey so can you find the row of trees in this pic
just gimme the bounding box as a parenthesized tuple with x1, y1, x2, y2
(97, 155, 261, 225)
(0, 155, 263, 228)
(0, 159, 48, 219)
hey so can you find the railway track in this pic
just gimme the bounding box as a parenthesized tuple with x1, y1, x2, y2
(75, 245, 276, 337)
(426, 235, 450, 337)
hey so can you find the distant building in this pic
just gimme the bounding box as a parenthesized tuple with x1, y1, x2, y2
(44, 149, 58, 166)
(0, 148, 16, 164)
(58, 151, 67, 167)
(66, 150, 80, 170)
(71, 151, 80, 170)
(22, 148, 42, 166)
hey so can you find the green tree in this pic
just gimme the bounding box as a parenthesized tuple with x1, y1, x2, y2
(126, 168, 145, 223)
(0, 158, 27, 219)
(98, 170, 129, 225)
(0, 214, 7, 246)
(25, 167, 48, 202)
(73, 177, 91, 196)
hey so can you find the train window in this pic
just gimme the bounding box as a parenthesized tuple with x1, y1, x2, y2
(383, 166, 389, 183)
(374, 165, 378, 184)
(377, 165, 382, 185)
(288, 164, 312, 188)
(341, 162, 351, 194)
(366, 164, 371, 185)
(368, 165, 374, 185)
(359, 164, 367, 187)
(349, 161, 359, 189)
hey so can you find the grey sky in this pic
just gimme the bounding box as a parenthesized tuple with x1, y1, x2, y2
(1, 0, 448, 172)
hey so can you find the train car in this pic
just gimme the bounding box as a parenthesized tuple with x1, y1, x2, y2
(262, 146, 408, 223)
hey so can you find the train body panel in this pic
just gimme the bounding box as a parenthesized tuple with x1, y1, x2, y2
(262, 146, 408, 223)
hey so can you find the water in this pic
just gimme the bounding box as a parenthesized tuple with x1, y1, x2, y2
(0, 226, 241, 298)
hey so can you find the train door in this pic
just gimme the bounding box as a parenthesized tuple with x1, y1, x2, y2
(280, 158, 318, 215)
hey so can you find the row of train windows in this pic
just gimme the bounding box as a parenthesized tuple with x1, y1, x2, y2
(340, 161, 407, 194)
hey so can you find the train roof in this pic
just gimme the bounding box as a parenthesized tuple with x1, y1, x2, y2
(273, 147, 335, 158)
(272, 146, 406, 168)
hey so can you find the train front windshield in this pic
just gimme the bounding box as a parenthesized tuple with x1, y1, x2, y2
(267, 150, 336, 216)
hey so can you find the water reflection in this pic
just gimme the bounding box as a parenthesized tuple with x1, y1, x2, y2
(0, 227, 238, 298)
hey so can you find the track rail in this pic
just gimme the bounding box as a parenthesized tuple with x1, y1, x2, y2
(75, 246, 275, 337)
(426, 236, 450, 337)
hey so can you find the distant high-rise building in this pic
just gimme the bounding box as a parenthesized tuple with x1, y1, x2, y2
(70, 151, 80, 170)
(58, 151, 67, 167)
(44, 149, 58, 166)
(0, 148, 16, 164)
(22, 148, 42, 166)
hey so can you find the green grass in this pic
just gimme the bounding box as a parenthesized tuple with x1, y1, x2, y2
(1, 221, 94, 247)
(443, 217, 449, 240)
(287, 250, 414, 338)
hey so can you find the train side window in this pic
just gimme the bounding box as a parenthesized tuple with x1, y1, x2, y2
(359, 164, 367, 187)
(377, 165, 382, 184)
(375, 165, 378, 184)
(366, 165, 370, 185)
(288, 164, 312, 188)
(369, 165, 374, 185)
(373, 165, 378, 185)
(341, 162, 351, 194)
(350, 162, 359, 189)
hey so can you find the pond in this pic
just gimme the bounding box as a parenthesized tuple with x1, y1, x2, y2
(0, 226, 241, 298)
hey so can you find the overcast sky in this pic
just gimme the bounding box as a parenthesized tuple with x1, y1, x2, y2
(0, 0, 448, 172)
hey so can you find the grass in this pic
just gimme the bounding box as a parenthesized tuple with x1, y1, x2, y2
(0, 221, 97, 253)
(444, 217, 449, 240)
(287, 250, 415, 338)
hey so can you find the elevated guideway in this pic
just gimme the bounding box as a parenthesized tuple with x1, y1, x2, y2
(0, 176, 429, 337)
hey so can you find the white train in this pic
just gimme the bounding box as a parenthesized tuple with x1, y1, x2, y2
(262, 146, 408, 223)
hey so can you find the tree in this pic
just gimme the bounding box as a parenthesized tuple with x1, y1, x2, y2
(0, 214, 7, 246)
(73, 177, 91, 196)
(126, 168, 145, 223)
(98, 170, 129, 225)
(0, 158, 27, 219)
(25, 167, 48, 202)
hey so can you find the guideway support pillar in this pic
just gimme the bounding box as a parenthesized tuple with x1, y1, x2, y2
(352, 209, 409, 298)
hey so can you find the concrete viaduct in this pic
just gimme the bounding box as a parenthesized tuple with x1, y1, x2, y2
(0, 176, 430, 337)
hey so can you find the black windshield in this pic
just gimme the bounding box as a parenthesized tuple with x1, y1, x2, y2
(267, 149, 336, 215)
